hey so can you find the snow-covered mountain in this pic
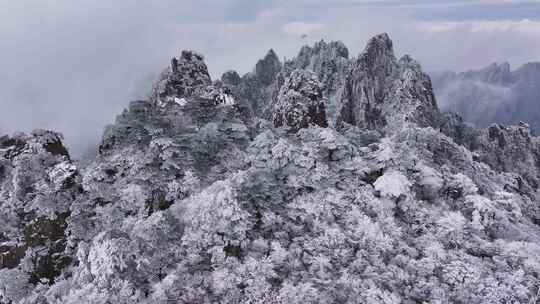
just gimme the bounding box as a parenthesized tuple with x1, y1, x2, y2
(432, 62, 540, 133)
(1, 34, 540, 304)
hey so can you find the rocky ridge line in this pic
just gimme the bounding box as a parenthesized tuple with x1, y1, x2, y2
(1, 34, 540, 304)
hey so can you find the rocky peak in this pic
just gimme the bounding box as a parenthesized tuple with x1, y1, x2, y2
(272, 69, 328, 131)
(151, 50, 211, 104)
(360, 33, 396, 73)
(293, 40, 349, 69)
(0, 130, 70, 161)
(473, 122, 540, 187)
(278, 39, 351, 126)
(221, 70, 241, 87)
(338, 36, 441, 131)
(224, 50, 282, 122)
(461, 62, 512, 85)
(0, 130, 77, 197)
(255, 49, 281, 86)
(317, 40, 349, 59)
(338, 33, 399, 129)
(175, 50, 211, 82)
(30, 130, 71, 158)
(389, 55, 439, 127)
(149, 49, 237, 110)
(285, 40, 349, 72)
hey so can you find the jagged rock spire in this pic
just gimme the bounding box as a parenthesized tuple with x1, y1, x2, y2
(362, 33, 395, 65)
(338, 33, 440, 130)
(317, 40, 349, 59)
(221, 70, 241, 86)
(355, 33, 398, 80)
(391, 54, 439, 127)
(288, 40, 350, 86)
(275, 39, 351, 126)
(152, 50, 211, 102)
(273, 69, 328, 131)
(171, 50, 211, 90)
(255, 49, 281, 86)
(338, 33, 398, 128)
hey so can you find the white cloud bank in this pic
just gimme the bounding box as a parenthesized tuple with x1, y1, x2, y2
(282, 22, 325, 36)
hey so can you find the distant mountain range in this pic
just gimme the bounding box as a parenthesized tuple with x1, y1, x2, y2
(431, 62, 540, 133)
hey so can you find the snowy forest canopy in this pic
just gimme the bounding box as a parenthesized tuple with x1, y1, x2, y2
(1, 34, 540, 304)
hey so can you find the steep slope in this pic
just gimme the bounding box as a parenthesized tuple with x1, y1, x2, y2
(272, 69, 328, 130)
(279, 40, 351, 126)
(223, 49, 283, 122)
(0, 131, 80, 301)
(79, 50, 252, 237)
(339, 34, 439, 131)
(1, 34, 540, 304)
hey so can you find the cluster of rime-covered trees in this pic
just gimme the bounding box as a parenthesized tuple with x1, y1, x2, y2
(1, 34, 540, 304)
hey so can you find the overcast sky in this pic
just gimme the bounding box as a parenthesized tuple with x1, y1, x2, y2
(1, 0, 540, 157)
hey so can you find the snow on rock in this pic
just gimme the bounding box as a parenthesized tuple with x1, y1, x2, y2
(213, 92, 236, 106)
(272, 69, 328, 131)
(279, 40, 351, 125)
(173, 97, 188, 106)
(415, 164, 444, 201)
(338, 33, 399, 129)
(473, 123, 540, 188)
(3, 33, 540, 304)
(338, 34, 439, 131)
(0, 130, 78, 292)
(48, 161, 78, 191)
(151, 50, 211, 103)
(374, 170, 411, 198)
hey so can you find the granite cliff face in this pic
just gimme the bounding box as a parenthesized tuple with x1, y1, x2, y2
(339, 34, 439, 131)
(1, 34, 540, 304)
(0, 131, 79, 295)
(279, 40, 351, 125)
